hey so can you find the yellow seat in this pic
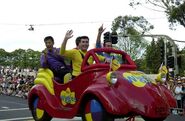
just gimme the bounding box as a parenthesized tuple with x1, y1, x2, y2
(64, 73, 72, 84)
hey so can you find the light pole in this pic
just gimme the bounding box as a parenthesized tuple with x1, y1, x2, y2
(164, 39, 167, 66)
(140, 34, 179, 75)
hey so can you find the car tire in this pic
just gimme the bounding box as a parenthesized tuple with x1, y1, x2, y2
(82, 98, 114, 121)
(31, 97, 52, 121)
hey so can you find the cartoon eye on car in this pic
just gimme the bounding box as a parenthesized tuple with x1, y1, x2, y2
(28, 48, 177, 121)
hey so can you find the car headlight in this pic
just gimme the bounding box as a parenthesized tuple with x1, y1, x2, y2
(106, 72, 118, 85)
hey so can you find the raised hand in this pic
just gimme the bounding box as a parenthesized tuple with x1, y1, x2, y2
(64, 30, 73, 40)
(98, 24, 106, 34)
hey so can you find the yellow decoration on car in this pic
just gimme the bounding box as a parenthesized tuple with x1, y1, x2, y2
(60, 88, 76, 106)
(123, 72, 147, 87)
(34, 68, 54, 95)
(156, 65, 168, 82)
(111, 59, 120, 71)
(63, 73, 72, 84)
(85, 113, 93, 121)
(36, 108, 44, 119)
(106, 72, 112, 81)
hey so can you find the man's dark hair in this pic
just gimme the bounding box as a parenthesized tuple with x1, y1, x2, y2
(75, 36, 81, 46)
(80, 36, 89, 40)
(44, 36, 54, 43)
(76, 36, 89, 46)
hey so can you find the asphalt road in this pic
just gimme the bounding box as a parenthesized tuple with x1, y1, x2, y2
(0, 95, 31, 121)
(0, 95, 184, 121)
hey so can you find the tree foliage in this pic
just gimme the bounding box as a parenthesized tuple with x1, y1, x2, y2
(134, 57, 147, 72)
(129, 0, 185, 28)
(111, 15, 154, 60)
(0, 49, 41, 69)
(177, 47, 185, 75)
(145, 38, 162, 73)
(168, 2, 185, 27)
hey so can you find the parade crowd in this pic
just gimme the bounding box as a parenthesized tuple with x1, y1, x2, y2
(168, 77, 185, 111)
(0, 66, 36, 99)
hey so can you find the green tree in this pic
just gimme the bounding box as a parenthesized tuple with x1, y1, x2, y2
(0, 49, 11, 66)
(177, 47, 185, 75)
(134, 57, 147, 72)
(26, 49, 41, 68)
(168, 2, 185, 27)
(145, 38, 162, 73)
(11, 49, 26, 68)
(129, 0, 185, 28)
(0, 48, 41, 69)
(111, 15, 153, 60)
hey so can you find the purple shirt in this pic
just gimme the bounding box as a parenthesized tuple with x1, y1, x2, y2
(40, 48, 67, 72)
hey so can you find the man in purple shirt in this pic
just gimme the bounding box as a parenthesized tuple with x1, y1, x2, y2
(40, 36, 70, 83)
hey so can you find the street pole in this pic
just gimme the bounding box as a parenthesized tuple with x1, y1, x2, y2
(164, 39, 167, 66)
(172, 43, 178, 75)
(140, 34, 179, 75)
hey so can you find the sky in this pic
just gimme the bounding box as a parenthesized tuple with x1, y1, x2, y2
(0, 0, 185, 52)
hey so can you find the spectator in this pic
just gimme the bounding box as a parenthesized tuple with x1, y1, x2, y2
(174, 81, 183, 108)
(182, 82, 185, 109)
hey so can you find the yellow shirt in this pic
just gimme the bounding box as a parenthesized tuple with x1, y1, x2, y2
(61, 48, 122, 76)
(62, 49, 103, 76)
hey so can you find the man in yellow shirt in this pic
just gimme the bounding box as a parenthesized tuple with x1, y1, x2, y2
(60, 30, 95, 78)
(60, 30, 120, 79)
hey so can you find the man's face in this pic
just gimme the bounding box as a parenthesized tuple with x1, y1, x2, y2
(79, 38, 89, 51)
(45, 39, 54, 50)
(104, 42, 112, 48)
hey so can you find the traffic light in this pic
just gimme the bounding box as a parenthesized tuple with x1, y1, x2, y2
(160, 43, 164, 63)
(167, 56, 174, 68)
(177, 55, 181, 68)
(103, 32, 118, 44)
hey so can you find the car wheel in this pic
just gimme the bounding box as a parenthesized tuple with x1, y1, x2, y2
(31, 97, 52, 121)
(82, 98, 114, 121)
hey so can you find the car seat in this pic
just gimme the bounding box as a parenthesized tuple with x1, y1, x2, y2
(63, 73, 72, 84)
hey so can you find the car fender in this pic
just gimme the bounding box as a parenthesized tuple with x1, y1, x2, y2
(28, 84, 60, 116)
(28, 85, 49, 110)
(80, 84, 130, 115)
(159, 85, 177, 108)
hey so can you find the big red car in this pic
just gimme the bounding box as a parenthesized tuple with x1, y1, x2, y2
(28, 48, 176, 121)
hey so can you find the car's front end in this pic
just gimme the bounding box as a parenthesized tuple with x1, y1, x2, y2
(86, 70, 176, 120)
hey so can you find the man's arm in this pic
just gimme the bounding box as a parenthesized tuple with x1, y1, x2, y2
(96, 24, 105, 48)
(60, 30, 73, 55)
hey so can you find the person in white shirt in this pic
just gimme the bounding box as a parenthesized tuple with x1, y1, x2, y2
(174, 82, 183, 108)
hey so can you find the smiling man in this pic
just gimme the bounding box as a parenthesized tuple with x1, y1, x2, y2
(60, 30, 92, 78)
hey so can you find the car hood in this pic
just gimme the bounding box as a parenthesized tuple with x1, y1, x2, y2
(112, 71, 172, 117)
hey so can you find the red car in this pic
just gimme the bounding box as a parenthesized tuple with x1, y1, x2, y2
(28, 48, 176, 121)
